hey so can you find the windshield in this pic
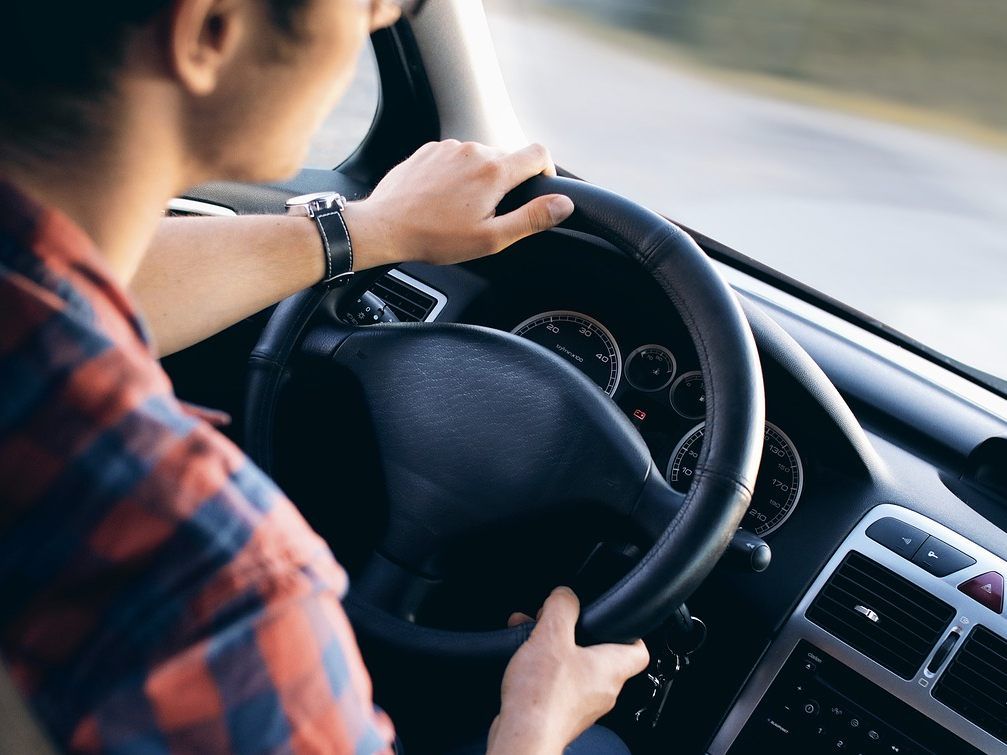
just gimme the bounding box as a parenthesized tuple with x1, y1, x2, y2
(485, 0, 1007, 382)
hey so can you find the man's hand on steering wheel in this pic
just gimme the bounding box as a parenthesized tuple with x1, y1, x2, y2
(489, 587, 650, 755)
(340, 140, 576, 271)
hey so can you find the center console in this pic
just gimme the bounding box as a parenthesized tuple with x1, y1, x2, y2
(708, 505, 1007, 754)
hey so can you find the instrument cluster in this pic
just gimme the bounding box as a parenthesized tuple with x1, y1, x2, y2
(510, 308, 804, 538)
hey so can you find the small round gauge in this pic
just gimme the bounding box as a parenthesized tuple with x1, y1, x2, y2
(624, 345, 677, 392)
(512, 311, 622, 395)
(666, 421, 804, 537)
(669, 371, 706, 419)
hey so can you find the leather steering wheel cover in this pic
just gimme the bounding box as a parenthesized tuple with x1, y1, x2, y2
(245, 175, 764, 656)
(246, 286, 329, 474)
(506, 179, 767, 642)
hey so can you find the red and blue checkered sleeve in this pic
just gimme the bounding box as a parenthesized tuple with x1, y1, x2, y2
(63, 438, 397, 755)
(0, 230, 395, 753)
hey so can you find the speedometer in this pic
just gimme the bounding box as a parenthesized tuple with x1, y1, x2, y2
(512, 311, 622, 395)
(666, 421, 804, 536)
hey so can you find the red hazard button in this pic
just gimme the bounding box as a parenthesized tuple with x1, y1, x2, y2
(958, 571, 1004, 613)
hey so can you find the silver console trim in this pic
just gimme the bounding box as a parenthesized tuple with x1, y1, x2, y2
(708, 503, 1007, 754)
(385, 268, 448, 322)
(165, 197, 238, 217)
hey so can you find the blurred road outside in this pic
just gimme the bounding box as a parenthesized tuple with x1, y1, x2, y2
(308, 2, 1007, 381)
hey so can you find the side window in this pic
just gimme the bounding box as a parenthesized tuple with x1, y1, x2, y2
(305, 43, 380, 168)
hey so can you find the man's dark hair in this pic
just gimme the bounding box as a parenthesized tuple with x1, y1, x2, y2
(0, 0, 308, 165)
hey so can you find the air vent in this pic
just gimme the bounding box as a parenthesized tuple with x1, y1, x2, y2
(806, 551, 955, 679)
(369, 271, 441, 322)
(934, 626, 1007, 744)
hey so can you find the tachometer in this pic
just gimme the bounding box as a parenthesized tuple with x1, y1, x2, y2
(512, 311, 622, 395)
(666, 421, 804, 536)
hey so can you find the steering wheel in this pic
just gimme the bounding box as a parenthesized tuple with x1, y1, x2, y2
(245, 176, 765, 660)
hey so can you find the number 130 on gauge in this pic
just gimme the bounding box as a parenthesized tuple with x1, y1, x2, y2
(666, 421, 804, 537)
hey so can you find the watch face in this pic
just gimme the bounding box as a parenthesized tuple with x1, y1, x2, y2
(285, 191, 345, 210)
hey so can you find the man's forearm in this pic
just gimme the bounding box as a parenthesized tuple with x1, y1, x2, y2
(131, 214, 325, 357)
(133, 140, 572, 357)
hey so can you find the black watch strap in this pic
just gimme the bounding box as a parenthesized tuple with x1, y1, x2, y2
(285, 192, 355, 287)
(312, 206, 354, 287)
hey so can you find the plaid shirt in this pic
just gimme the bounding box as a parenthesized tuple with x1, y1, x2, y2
(0, 182, 394, 753)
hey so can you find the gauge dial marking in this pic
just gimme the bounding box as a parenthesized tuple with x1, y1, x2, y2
(512, 311, 622, 396)
(669, 370, 706, 419)
(624, 344, 677, 392)
(666, 421, 804, 536)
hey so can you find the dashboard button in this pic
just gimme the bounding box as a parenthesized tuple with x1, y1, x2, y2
(865, 517, 928, 559)
(958, 571, 1004, 613)
(911, 536, 976, 577)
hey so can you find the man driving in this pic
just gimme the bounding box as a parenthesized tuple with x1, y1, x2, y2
(0, 0, 648, 752)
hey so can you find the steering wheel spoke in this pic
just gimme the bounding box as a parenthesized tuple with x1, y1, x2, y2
(354, 551, 440, 622)
(628, 466, 688, 543)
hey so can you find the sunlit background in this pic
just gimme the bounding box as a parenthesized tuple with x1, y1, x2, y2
(309, 0, 1007, 381)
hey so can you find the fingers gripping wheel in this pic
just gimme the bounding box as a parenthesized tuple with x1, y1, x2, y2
(245, 176, 765, 661)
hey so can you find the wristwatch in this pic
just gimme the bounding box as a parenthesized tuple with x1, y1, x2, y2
(285, 191, 354, 287)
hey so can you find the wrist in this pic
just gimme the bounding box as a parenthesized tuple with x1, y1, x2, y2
(488, 710, 566, 755)
(339, 199, 400, 271)
(285, 213, 327, 286)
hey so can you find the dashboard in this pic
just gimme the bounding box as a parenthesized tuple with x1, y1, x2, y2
(357, 227, 1007, 754)
(166, 184, 1007, 755)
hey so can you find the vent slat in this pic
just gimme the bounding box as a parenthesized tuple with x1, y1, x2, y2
(807, 551, 954, 680)
(372, 280, 431, 311)
(837, 563, 951, 626)
(813, 595, 930, 660)
(938, 673, 1007, 724)
(973, 631, 1007, 665)
(843, 557, 954, 623)
(935, 626, 1007, 744)
(956, 652, 1007, 695)
(825, 583, 936, 646)
(933, 686, 1007, 741)
(370, 276, 437, 323)
(371, 288, 426, 321)
(817, 592, 931, 654)
(812, 598, 923, 667)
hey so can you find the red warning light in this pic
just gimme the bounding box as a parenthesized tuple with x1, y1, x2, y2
(633, 409, 647, 421)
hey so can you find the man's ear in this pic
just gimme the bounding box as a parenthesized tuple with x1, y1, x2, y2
(169, 0, 246, 96)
